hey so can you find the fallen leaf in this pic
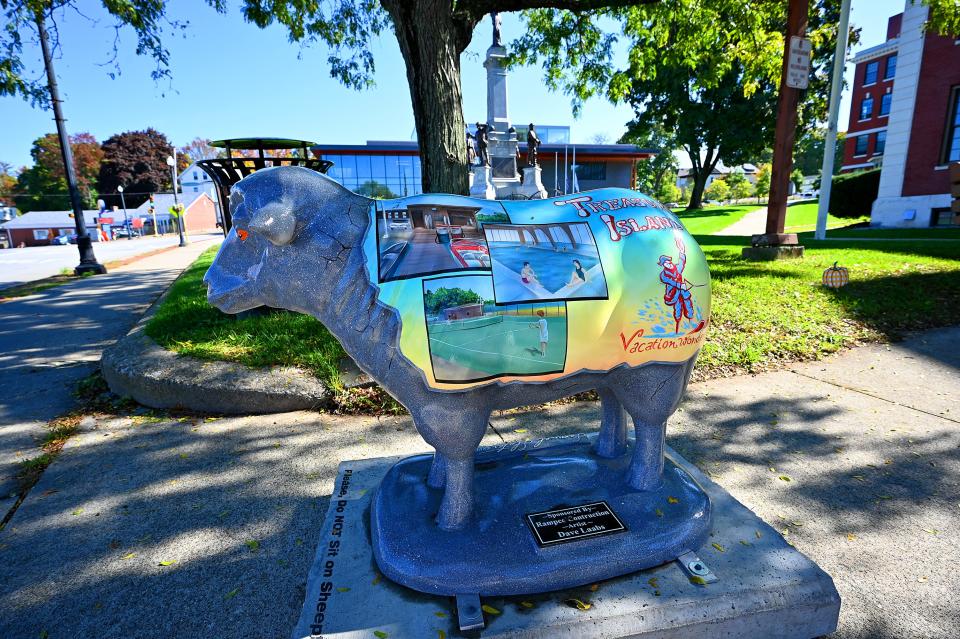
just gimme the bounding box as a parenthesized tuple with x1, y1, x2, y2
(514, 428, 528, 434)
(481, 604, 501, 615)
(654, 590, 661, 596)
(519, 601, 534, 609)
(121, 552, 136, 560)
(374, 631, 388, 639)
(337, 587, 350, 593)
(372, 574, 382, 585)
(878, 495, 892, 500)
(689, 576, 708, 585)
(224, 588, 239, 600)
(565, 598, 592, 611)
(851, 475, 865, 482)
(712, 543, 726, 553)
(667, 496, 679, 504)
(71, 508, 83, 516)
(739, 540, 751, 546)
(179, 453, 188, 459)
(438, 631, 446, 639)
(655, 508, 664, 518)
(846, 533, 857, 541)
(755, 530, 762, 539)
(245, 540, 260, 552)
(434, 611, 448, 618)
(647, 577, 659, 588)
(778, 475, 792, 482)
(158, 560, 176, 566)
(922, 529, 939, 535)
(589, 583, 599, 592)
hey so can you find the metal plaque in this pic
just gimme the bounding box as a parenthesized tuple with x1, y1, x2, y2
(491, 156, 517, 179)
(525, 501, 626, 546)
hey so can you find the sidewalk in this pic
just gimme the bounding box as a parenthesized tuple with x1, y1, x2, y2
(0, 326, 956, 638)
(714, 205, 767, 236)
(0, 235, 222, 511)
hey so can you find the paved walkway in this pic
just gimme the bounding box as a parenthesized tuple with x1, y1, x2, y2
(0, 235, 221, 511)
(0, 234, 218, 290)
(0, 326, 956, 638)
(714, 205, 766, 236)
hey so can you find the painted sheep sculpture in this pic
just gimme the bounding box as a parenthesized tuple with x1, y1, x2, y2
(204, 166, 711, 534)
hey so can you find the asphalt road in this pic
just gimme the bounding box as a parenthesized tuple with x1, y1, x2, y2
(0, 233, 222, 289)
(0, 326, 956, 638)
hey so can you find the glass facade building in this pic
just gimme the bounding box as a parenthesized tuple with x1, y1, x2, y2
(315, 147, 423, 198)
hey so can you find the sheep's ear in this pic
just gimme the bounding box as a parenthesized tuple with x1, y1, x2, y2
(248, 201, 297, 246)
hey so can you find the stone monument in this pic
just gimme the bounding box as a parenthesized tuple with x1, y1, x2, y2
(470, 13, 547, 200)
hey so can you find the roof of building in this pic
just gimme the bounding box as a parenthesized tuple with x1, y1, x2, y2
(132, 191, 208, 216)
(677, 163, 758, 179)
(851, 38, 900, 64)
(312, 140, 657, 158)
(0, 209, 100, 230)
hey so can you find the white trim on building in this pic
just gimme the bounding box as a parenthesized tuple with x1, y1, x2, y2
(871, 2, 940, 227)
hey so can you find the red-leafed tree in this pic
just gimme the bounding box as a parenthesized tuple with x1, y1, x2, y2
(98, 128, 175, 209)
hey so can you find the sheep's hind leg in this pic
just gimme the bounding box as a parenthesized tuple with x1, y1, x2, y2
(427, 451, 447, 489)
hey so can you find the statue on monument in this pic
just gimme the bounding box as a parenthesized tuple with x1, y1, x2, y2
(526, 123, 541, 167)
(475, 122, 491, 167)
(491, 12, 502, 47)
(466, 126, 477, 165)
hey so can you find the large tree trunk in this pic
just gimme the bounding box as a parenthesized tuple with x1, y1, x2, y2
(685, 148, 719, 210)
(384, 0, 476, 195)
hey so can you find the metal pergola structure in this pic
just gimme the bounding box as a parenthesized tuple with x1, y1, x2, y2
(197, 137, 333, 234)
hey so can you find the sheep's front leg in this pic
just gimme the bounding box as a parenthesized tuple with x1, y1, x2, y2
(412, 404, 489, 531)
(595, 387, 628, 459)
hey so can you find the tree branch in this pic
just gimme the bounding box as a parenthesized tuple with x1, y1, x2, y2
(459, 0, 661, 21)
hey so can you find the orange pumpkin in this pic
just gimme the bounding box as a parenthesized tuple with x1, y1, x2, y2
(822, 262, 849, 288)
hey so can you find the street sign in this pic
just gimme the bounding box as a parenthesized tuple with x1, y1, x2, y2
(786, 36, 812, 89)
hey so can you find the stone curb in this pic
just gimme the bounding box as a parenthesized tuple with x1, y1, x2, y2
(101, 293, 333, 415)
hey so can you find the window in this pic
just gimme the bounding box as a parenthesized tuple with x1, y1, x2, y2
(880, 93, 892, 116)
(875, 130, 886, 155)
(859, 97, 874, 120)
(192, 171, 198, 180)
(854, 135, 869, 156)
(33, 230, 50, 241)
(864, 61, 879, 85)
(575, 162, 607, 181)
(942, 86, 960, 164)
(885, 54, 897, 80)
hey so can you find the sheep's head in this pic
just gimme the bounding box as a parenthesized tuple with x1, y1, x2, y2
(204, 166, 370, 315)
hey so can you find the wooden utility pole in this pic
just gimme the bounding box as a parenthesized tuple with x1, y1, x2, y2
(754, 0, 809, 253)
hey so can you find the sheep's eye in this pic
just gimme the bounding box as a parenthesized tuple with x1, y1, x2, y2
(236, 228, 249, 241)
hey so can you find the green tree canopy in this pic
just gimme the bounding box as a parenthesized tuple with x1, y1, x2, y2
(424, 287, 483, 316)
(13, 133, 102, 213)
(5, 1, 960, 197)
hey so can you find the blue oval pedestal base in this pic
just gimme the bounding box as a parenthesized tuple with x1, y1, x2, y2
(371, 436, 712, 597)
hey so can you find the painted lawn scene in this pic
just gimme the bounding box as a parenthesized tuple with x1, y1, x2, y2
(422, 275, 566, 383)
(484, 223, 609, 304)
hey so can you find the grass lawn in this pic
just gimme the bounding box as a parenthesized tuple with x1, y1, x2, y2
(798, 226, 960, 240)
(671, 204, 761, 234)
(149, 239, 960, 409)
(783, 201, 870, 233)
(146, 246, 347, 389)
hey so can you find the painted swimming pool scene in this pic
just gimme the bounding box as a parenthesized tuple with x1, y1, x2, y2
(422, 275, 567, 383)
(483, 223, 609, 304)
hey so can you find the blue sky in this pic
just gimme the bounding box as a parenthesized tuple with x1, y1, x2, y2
(2, 0, 905, 170)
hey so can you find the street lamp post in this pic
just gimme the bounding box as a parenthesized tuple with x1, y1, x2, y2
(117, 185, 131, 241)
(36, 8, 105, 275)
(166, 156, 188, 247)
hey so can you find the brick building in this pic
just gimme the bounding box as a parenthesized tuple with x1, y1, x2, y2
(843, 3, 960, 227)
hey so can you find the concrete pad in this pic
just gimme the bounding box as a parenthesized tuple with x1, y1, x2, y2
(293, 441, 840, 639)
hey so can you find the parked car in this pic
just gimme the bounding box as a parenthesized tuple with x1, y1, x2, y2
(50, 235, 71, 245)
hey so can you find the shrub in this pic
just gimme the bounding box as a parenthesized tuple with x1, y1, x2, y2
(829, 168, 881, 219)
